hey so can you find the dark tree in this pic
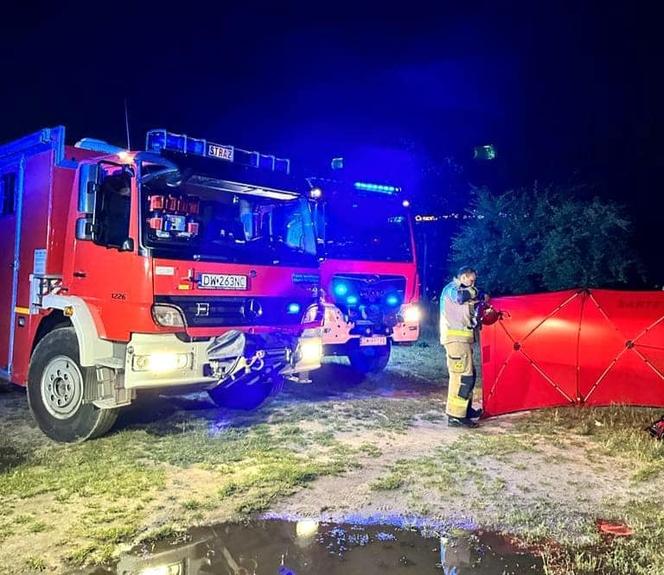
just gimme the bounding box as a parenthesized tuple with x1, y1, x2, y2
(450, 185, 643, 295)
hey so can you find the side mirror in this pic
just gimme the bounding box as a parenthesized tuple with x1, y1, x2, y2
(75, 216, 94, 240)
(78, 163, 99, 214)
(120, 238, 135, 252)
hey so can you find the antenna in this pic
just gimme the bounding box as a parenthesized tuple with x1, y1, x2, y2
(124, 98, 131, 150)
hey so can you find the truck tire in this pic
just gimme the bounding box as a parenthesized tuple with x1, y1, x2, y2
(27, 327, 118, 442)
(348, 339, 392, 374)
(208, 374, 278, 411)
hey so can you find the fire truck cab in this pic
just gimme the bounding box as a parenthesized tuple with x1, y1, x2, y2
(0, 127, 322, 442)
(308, 178, 420, 373)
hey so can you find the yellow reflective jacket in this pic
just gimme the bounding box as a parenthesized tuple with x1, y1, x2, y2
(439, 279, 478, 344)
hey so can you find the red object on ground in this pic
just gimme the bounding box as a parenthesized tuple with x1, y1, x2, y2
(481, 289, 664, 416)
(597, 519, 634, 537)
(648, 417, 664, 439)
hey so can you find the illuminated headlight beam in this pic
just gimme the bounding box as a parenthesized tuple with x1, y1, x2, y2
(298, 338, 323, 364)
(132, 353, 192, 373)
(402, 305, 422, 323)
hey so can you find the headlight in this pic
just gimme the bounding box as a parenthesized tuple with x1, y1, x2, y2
(401, 304, 422, 323)
(132, 353, 192, 372)
(298, 338, 323, 364)
(151, 304, 186, 328)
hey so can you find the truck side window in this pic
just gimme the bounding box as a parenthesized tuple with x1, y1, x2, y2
(96, 173, 131, 247)
(0, 172, 16, 216)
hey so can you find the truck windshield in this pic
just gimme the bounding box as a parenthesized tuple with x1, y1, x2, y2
(319, 194, 413, 262)
(140, 168, 317, 267)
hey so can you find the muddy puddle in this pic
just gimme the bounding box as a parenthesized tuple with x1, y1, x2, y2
(85, 520, 543, 574)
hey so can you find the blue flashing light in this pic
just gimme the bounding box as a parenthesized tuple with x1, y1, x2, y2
(166, 132, 186, 152)
(386, 294, 399, 306)
(347, 295, 359, 305)
(402, 200, 410, 208)
(275, 157, 290, 174)
(145, 129, 290, 174)
(186, 137, 206, 156)
(146, 130, 167, 152)
(354, 182, 401, 194)
(287, 302, 301, 314)
(333, 283, 349, 297)
(258, 154, 275, 171)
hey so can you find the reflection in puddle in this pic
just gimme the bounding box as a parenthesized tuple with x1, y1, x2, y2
(86, 520, 543, 574)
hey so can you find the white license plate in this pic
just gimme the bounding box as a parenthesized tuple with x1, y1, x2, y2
(359, 336, 387, 347)
(199, 273, 248, 290)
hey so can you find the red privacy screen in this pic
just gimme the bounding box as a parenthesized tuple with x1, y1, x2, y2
(481, 289, 664, 416)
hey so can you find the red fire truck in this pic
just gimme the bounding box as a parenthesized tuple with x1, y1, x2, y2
(0, 127, 323, 442)
(308, 178, 420, 372)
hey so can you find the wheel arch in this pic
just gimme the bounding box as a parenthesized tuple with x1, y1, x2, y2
(40, 295, 115, 366)
(32, 310, 72, 353)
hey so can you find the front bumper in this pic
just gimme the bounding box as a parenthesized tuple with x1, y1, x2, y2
(320, 303, 420, 346)
(123, 330, 322, 390)
(391, 320, 420, 343)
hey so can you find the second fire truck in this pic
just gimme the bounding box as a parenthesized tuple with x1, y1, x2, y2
(308, 178, 421, 372)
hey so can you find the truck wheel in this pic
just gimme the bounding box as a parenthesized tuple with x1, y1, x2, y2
(27, 327, 118, 443)
(348, 340, 392, 374)
(208, 374, 279, 411)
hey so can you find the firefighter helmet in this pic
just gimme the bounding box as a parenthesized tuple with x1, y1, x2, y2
(479, 304, 501, 326)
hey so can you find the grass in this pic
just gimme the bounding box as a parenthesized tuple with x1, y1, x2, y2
(138, 524, 188, 546)
(23, 557, 47, 572)
(367, 406, 664, 575)
(516, 405, 664, 481)
(370, 473, 404, 491)
(0, 432, 166, 500)
(541, 501, 664, 575)
(181, 499, 203, 510)
(358, 442, 383, 458)
(370, 429, 535, 502)
(273, 397, 443, 434)
(513, 405, 664, 574)
(64, 542, 115, 567)
(3, 370, 664, 575)
(0, 416, 360, 571)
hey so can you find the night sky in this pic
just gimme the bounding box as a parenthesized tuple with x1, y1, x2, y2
(1, 2, 662, 284)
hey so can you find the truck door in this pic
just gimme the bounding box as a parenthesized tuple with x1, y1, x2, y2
(0, 164, 21, 374)
(68, 166, 149, 342)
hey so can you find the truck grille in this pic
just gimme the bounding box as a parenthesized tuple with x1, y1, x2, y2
(155, 296, 310, 328)
(330, 274, 406, 327)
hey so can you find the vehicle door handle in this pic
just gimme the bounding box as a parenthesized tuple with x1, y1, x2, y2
(73, 271, 87, 278)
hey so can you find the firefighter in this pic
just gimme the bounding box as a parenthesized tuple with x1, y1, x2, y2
(439, 265, 486, 427)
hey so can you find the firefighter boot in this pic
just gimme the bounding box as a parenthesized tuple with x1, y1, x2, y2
(467, 406, 483, 419)
(447, 416, 479, 428)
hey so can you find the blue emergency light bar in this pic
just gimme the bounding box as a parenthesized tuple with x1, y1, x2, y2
(145, 129, 291, 174)
(353, 181, 401, 194)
